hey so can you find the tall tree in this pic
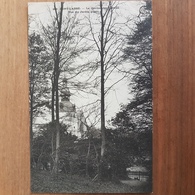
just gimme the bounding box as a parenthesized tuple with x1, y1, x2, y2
(52, 2, 64, 174)
(39, 2, 91, 173)
(87, 1, 130, 179)
(123, 0, 152, 176)
(123, 1, 152, 130)
(105, 0, 152, 181)
(29, 32, 50, 147)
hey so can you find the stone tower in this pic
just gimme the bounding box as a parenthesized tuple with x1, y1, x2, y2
(59, 79, 87, 138)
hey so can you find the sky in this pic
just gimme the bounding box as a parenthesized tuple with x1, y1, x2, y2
(28, 1, 144, 128)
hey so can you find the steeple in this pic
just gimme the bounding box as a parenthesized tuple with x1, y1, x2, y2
(60, 78, 71, 101)
(60, 78, 76, 113)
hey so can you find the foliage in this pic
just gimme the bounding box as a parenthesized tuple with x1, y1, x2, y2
(110, 0, 152, 178)
(124, 1, 152, 127)
(29, 32, 51, 118)
(105, 128, 139, 179)
(31, 122, 77, 170)
(31, 122, 101, 177)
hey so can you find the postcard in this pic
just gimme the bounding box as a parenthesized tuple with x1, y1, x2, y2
(28, 1, 152, 193)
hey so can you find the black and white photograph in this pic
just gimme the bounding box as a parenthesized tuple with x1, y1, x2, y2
(29, 0, 152, 193)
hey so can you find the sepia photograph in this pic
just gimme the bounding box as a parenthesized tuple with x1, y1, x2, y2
(28, 1, 152, 193)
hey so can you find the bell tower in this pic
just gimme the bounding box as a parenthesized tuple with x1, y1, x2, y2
(60, 78, 71, 102)
(59, 77, 87, 138)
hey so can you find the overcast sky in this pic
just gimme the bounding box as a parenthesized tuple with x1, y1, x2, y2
(28, 1, 144, 128)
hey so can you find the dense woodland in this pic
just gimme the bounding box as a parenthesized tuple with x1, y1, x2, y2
(29, 1, 152, 193)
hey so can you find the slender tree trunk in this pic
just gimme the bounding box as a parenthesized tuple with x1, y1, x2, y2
(51, 74, 55, 169)
(51, 76, 55, 122)
(86, 134, 91, 177)
(53, 2, 64, 174)
(54, 83, 60, 173)
(99, 1, 106, 180)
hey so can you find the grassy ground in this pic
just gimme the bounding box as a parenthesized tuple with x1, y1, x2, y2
(31, 170, 152, 193)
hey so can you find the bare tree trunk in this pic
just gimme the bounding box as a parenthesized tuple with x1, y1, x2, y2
(53, 2, 64, 174)
(86, 134, 91, 177)
(50, 74, 55, 170)
(99, 1, 106, 180)
(51, 76, 55, 122)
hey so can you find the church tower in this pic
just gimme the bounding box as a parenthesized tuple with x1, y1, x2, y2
(59, 79, 77, 134)
(59, 78, 88, 138)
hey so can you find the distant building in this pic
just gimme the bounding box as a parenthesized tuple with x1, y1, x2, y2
(33, 80, 88, 138)
(59, 83, 87, 138)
